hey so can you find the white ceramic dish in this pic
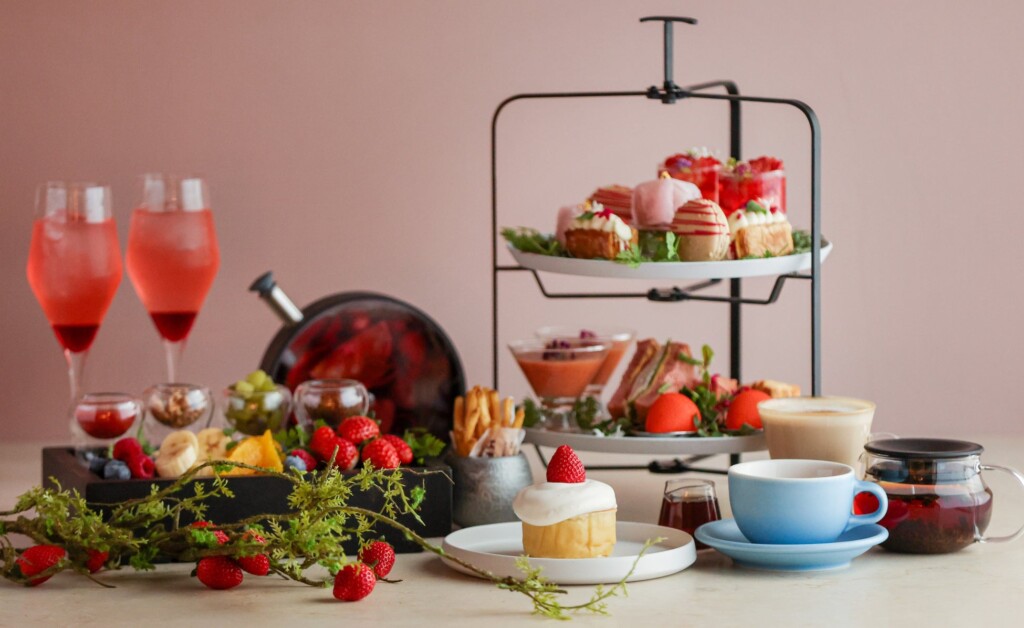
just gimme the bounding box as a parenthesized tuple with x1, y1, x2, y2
(441, 521, 696, 585)
(524, 427, 766, 455)
(507, 240, 832, 280)
(695, 519, 888, 572)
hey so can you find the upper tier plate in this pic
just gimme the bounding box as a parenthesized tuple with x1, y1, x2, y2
(525, 427, 766, 455)
(507, 240, 832, 280)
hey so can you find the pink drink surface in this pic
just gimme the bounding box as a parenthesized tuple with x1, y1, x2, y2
(27, 218, 122, 352)
(515, 352, 606, 399)
(126, 209, 219, 341)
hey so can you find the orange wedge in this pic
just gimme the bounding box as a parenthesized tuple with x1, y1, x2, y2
(226, 430, 284, 475)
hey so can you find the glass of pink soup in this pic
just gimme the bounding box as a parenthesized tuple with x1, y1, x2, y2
(508, 339, 609, 431)
(534, 327, 636, 398)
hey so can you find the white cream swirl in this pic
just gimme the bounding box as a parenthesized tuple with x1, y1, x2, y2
(568, 204, 633, 249)
(513, 479, 617, 526)
(728, 206, 789, 235)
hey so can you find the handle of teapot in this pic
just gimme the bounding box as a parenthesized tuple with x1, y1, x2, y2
(977, 464, 1024, 544)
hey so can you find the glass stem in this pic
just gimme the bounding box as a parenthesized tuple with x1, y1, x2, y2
(163, 339, 186, 383)
(65, 349, 87, 402)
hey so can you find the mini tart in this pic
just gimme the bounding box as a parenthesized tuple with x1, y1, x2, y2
(521, 509, 617, 558)
(671, 198, 731, 261)
(564, 207, 638, 260)
(728, 200, 794, 258)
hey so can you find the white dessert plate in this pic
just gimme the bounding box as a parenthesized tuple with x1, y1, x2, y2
(525, 427, 765, 455)
(441, 521, 696, 585)
(695, 519, 888, 572)
(507, 240, 832, 280)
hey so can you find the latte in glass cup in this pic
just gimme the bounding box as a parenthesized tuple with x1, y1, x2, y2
(758, 397, 877, 469)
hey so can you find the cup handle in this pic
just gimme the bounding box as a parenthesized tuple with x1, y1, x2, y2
(978, 464, 1024, 544)
(846, 481, 888, 529)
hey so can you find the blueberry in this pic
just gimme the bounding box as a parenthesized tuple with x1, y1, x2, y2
(283, 455, 307, 472)
(103, 459, 131, 481)
(88, 456, 109, 475)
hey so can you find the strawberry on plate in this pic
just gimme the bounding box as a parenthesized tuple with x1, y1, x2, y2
(333, 562, 376, 601)
(358, 541, 395, 578)
(546, 445, 585, 483)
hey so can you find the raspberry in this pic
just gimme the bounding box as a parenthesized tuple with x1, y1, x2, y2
(381, 435, 413, 466)
(546, 445, 586, 483)
(196, 556, 244, 590)
(112, 437, 143, 461)
(126, 454, 155, 479)
(358, 541, 396, 578)
(16, 545, 66, 586)
(361, 439, 400, 470)
(338, 416, 380, 445)
(288, 449, 317, 471)
(332, 562, 376, 601)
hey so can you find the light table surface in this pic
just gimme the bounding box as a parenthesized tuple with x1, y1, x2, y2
(1, 437, 1023, 627)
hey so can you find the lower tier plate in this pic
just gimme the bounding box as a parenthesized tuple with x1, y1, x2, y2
(441, 521, 696, 585)
(524, 427, 766, 455)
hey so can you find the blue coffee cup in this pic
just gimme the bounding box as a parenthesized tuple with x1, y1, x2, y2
(728, 459, 888, 545)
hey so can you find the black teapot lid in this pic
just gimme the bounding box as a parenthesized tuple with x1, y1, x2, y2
(865, 438, 983, 459)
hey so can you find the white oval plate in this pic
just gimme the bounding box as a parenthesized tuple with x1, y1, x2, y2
(524, 427, 766, 455)
(441, 521, 696, 585)
(507, 240, 832, 280)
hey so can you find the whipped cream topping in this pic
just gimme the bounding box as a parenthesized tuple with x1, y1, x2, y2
(568, 204, 633, 248)
(513, 479, 617, 526)
(728, 204, 789, 235)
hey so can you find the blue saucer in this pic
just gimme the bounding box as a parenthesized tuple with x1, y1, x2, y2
(694, 519, 888, 572)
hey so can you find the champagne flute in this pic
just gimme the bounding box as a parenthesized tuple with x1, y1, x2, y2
(126, 174, 220, 382)
(26, 182, 123, 402)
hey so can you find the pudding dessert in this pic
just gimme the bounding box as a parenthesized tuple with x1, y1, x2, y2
(589, 185, 633, 222)
(728, 199, 794, 258)
(513, 445, 617, 558)
(671, 198, 731, 261)
(631, 172, 702, 231)
(563, 204, 638, 260)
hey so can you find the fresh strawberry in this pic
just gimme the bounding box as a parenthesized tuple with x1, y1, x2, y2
(288, 449, 318, 471)
(16, 545, 67, 585)
(237, 530, 270, 576)
(358, 541, 395, 578)
(310, 426, 341, 461)
(338, 416, 380, 445)
(196, 556, 244, 590)
(381, 435, 413, 466)
(546, 445, 586, 483)
(86, 549, 109, 574)
(126, 453, 155, 479)
(361, 438, 400, 469)
(332, 562, 376, 601)
(330, 437, 359, 470)
(112, 437, 143, 461)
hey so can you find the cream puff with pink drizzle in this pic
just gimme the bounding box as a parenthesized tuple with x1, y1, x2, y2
(671, 198, 731, 261)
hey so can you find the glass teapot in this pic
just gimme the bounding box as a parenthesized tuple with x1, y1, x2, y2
(861, 438, 1024, 554)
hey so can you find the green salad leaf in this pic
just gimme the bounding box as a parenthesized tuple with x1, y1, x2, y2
(614, 243, 644, 268)
(501, 227, 563, 256)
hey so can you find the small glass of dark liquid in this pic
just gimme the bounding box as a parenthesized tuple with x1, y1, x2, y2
(658, 479, 721, 549)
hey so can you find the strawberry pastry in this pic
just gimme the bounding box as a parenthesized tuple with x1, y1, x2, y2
(513, 445, 617, 558)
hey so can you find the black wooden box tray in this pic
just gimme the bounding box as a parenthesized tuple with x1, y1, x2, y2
(42, 447, 452, 554)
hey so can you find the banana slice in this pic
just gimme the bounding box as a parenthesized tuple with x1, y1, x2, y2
(192, 428, 232, 477)
(155, 430, 200, 478)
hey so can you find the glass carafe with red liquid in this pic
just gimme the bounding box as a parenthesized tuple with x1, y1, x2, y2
(862, 438, 1024, 554)
(658, 479, 721, 549)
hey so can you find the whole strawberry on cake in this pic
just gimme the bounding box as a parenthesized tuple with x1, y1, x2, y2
(513, 445, 617, 558)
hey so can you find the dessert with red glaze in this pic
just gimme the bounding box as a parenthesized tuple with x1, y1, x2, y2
(659, 150, 723, 202)
(671, 198, 731, 261)
(563, 204, 638, 260)
(631, 172, 702, 231)
(589, 185, 633, 223)
(719, 156, 786, 216)
(728, 198, 794, 258)
(513, 445, 617, 558)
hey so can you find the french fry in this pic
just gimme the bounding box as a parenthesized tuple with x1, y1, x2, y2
(513, 406, 525, 429)
(464, 407, 480, 453)
(503, 397, 514, 427)
(477, 389, 493, 438)
(488, 389, 500, 428)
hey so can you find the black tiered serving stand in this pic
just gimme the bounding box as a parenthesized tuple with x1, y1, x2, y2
(490, 17, 823, 475)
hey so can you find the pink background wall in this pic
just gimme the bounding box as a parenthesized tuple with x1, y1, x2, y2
(2, 1, 1021, 442)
